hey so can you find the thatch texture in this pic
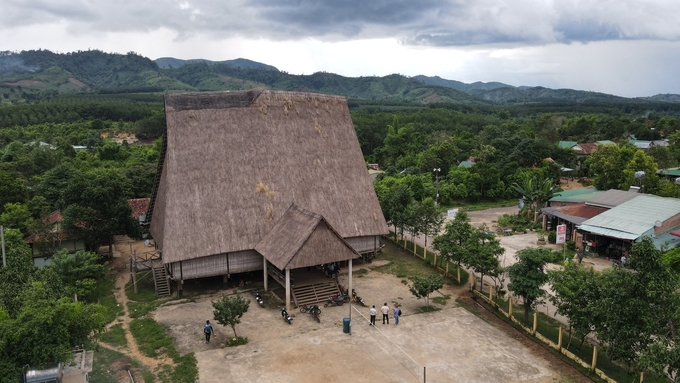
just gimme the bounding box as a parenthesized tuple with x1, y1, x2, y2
(255, 204, 359, 270)
(150, 90, 388, 264)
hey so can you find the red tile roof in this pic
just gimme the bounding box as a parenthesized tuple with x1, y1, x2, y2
(574, 142, 599, 155)
(128, 198, 150, 219)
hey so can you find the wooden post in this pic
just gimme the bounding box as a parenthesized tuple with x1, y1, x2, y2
(445, 262, 449, 277)
(413, 241, 416, 254)
(489, 285, 493, 301)
(558, 326, 563, 349)
(470, 273, 475, 292)
(433, 253, 437, 267)
(533, 312, 538, 334)
(132, 271, 138, 294)
(285, 268, 291, 311)
(640, 372, 644, 382)
(508, 298, 513, 317)
(457, 266, 461, 284)
(591, 346, 598, 371)
(423, 246, 427, 258)
(263, 256, 268, 292)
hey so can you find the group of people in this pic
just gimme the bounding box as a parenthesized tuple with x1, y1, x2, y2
(369, 303, 402, 326)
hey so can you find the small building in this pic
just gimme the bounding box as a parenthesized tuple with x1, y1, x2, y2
(24, 210, 86, 267)
(577, 194, 680, 255)
(548, 187, 602, 207)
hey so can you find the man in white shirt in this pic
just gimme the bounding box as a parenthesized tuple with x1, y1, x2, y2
(369, 306, 377, 326)
(380, 303, 390, 324)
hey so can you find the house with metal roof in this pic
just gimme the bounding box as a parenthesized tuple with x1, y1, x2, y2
(577, 195, 680, 253)
(548, 187, 602, 206)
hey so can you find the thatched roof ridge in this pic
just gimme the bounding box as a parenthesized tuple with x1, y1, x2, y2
(150, 90, 388, 264)
(255, 204, 359, 270)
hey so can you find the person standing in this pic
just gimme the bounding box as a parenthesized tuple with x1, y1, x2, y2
(394, 304, 401, 325)
(204, 320, 214, 343)
(381, 303, 390, 324)
(369, 305, 377, 326)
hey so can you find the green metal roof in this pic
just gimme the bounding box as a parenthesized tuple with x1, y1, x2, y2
(558, 141, 578, 149)
(458, 161, 475, 168)
(549, 187, 602, 203)
(658, 167, 680, 177)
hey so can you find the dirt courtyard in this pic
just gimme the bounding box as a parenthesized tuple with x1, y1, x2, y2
(153, 268, 572, 383)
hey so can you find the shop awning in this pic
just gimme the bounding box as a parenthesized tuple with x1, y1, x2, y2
(577, 224, 639, 240)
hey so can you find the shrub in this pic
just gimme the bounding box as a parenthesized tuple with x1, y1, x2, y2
(566, 240, 576, 251)
(226, 336, 248, 347)
(548, 231, 556, 244)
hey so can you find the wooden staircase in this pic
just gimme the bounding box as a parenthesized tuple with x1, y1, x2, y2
(291, 280, 342, 308)
(153, 265, 171, 297)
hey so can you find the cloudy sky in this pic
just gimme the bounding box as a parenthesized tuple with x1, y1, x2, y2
(3, 0, 680, 97)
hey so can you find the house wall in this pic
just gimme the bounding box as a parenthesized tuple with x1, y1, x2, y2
(169, 250, 262, 280)
(655, 212, 680, 235)
(345, 235, 382, 254)
(31, 240, 86, 257)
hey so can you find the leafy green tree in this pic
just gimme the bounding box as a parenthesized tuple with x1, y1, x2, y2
(509, 173, 555, 221)
(467, 225, 504, 292)
(548, 263, 601, 348)
(408, 274, 444, 308)
(622, 149, 659, 193)
(586, 143, 636, 190)
(212, 293, 250, 338)
(48, 250, 108, 299)
(0, 170, 27, 214)
(375, 178, 413, 240)
(0, 202, 32, 235)
(61, 168, 140, 254)
(0, 228, 37, 317)
(506, 247, 552, 322)
(433, 211, 473, 277)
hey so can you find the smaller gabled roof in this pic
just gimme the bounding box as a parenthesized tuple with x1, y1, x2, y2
(659, 167, 680, 177)
(549, 187, 602, 203)
(255, 204, 359, 270)
(558, 141, 577, 149)
(574, 142, 598, 155)
(458, 161, 475, 168)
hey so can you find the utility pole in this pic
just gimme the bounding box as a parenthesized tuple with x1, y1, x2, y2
(433, 168, 441, 205)
(1, 225, 5, 267)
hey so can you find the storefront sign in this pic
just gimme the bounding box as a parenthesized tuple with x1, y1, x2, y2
(556, 224, 567, 244)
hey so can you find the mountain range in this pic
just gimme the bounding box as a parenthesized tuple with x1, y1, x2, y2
(1, 49, 678, 105)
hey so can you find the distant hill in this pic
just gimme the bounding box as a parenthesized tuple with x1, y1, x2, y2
(1, 49, 679, 106)
(413, 75, 511, 92)
(155, 57, 278, 71)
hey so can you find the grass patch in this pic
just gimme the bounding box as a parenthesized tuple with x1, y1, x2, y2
(431, 294, 451, 306)
(126, 271, 172, 318)
(374, 241, 469, 286)
(354, 268, 368, 277)
(129, 318, 179, 359)
(99, 323, 127, 348)
(129, 317, 199, 383)
(226, 336, 249, 347)
(89, 274, 123, 324)
(89, 344, 151, 383)
(442, 199, 517, 212)
(417, 305, 440, 313)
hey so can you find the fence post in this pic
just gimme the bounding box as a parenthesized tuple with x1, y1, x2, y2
(558, 326, 562, 350)
(457, 267, 461, 284)
(508, 298, 512, 317)
(445, 262, 449, 277)
(640, 372, 644, 382)
(532, 312, 538, 335)
(591, 346, 598, 371)
(423, 246, 427, 259)
(413, 241, 417, 255)
(489, 285, 493, 301)
(433, 253, 437, 267)
(470, 273, 475, 292)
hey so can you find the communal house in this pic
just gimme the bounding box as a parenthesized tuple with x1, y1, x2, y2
(147, 90, 388, 309)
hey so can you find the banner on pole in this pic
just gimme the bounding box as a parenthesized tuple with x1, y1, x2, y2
(556, 224, 567, 244)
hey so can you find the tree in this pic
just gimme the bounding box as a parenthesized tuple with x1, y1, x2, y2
(48, 250, 108, 299)
(419, 198, 444, 251)
(622, 150, 659, 194)
(506, 247, 552, 322)
(467, 226, 504, 292)
(0, 202, 32, 235)
(408, 274, 444, 308)
(212, 293, 250, 338)
(60, 168, 140, 254)
(548, 263, 601, 348)
(0, 170, 27, 214)
(433, 211, 473, 279)
(509, 173, 555, 221)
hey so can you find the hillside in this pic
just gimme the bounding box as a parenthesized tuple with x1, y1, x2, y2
(154, 57, 278, 71)
(1, 49, 679, 106)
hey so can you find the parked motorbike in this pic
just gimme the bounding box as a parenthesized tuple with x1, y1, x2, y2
(281, 308, 293, 325)
(324, 294, 349, 307)
(300, 304, 322, 323)
(255, 290, 264, 308)
(351, 289, 366, 307)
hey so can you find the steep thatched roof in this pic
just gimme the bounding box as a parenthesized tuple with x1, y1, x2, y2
(255, 204, 359, 270)
(150, 90, 388, 264)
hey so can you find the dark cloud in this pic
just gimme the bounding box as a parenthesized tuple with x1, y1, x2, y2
(2, 0, 679, 46)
